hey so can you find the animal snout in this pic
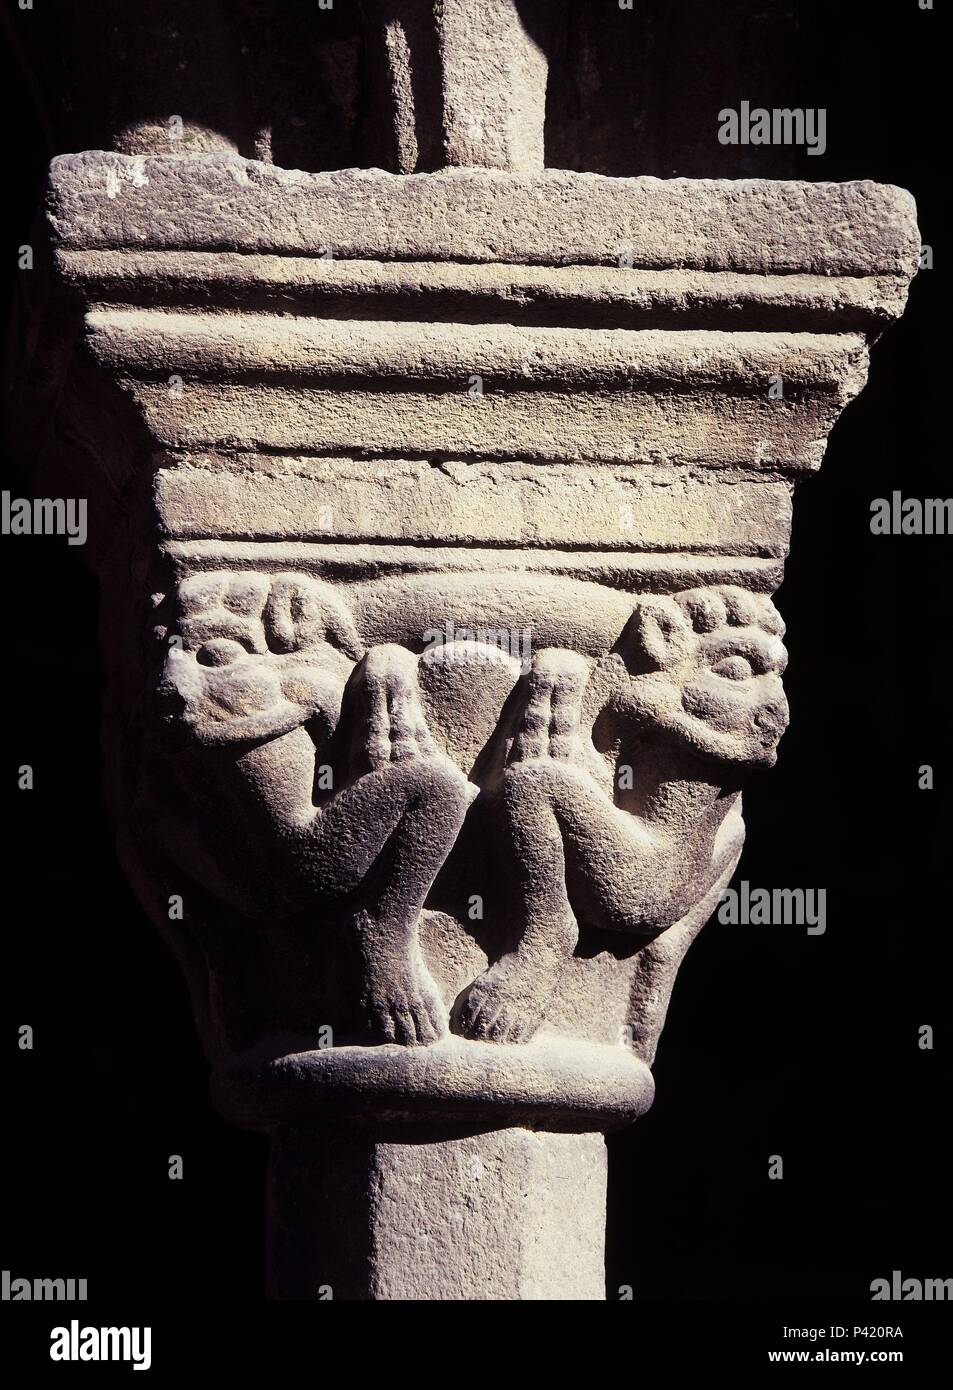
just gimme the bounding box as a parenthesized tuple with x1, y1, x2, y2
(753, 695, 789, 744)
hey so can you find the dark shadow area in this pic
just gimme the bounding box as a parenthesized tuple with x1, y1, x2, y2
(1, 0, 947, 1302)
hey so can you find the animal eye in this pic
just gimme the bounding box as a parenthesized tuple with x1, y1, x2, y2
(711, 655, 754, 681)
(196, 638, 247, 667)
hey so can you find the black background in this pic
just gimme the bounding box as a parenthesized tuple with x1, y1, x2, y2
(1, 0, 948, 1307)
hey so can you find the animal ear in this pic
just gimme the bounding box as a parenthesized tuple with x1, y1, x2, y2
(264, 574, 363, 660)
(322, 604, 365, 661)
(619, 596, 693, 672)
(264, 575, 313, 651)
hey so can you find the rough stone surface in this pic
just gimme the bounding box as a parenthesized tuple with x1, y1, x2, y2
(268, 1127, 608, 1300)
(11, 2, 920, 1302)
(56, 250, 913, 332)
(48, 155, 919, 276)
(84, 308, 868, 466)
(361, 0, 551, 173)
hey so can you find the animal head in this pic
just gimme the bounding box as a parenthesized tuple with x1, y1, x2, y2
(151, 572, 361, 744)
(618, 585, 789, 768)
(173, 570, 363, 663)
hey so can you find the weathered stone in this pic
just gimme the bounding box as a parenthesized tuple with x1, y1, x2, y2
(360, 0, 551, 173)
(48, 155, 919, 275)
(152, 458, 793, 554)
(11, 1, 919, 1302)
(267, 1127, 608, 1301)
(56, 251, 913, 332)
(84, 308, 868, 466)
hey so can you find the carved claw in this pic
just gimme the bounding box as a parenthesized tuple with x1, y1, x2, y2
(454, 915, 577, 1046)
(361, 958, 448, 1046)
(454, 963, 550, 1044)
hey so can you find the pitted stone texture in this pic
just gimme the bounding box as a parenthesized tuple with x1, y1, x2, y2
(431, 0, 549, 171)
(163, 542, 786, 598)
(23, 158, 919, 1095)
(14, 82, 920, 1304)
(213, 1032, 655, 1132)
(136, 568, 770, 1066)
(362, 0, 550, 172)
(84, 310, 870, 468)
(57, 251, 912, 332)
(267, 1127, 608, 1300)
(153, 458, 794, 554)
(48, 156, 920, 276)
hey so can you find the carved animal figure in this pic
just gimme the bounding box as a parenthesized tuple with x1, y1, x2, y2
(138, 571, 473, 1045)
(455, 586, 789, 1043)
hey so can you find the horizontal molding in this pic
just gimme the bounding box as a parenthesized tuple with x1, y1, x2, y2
(212, 1031, 655, 1132)
(161, 539, 785, 597)
(49, 154, 920, 278)
(58, 250, 908, 332)
(88, 311, 867, 388)
(126, 381, 857, 468)
(154, 456, 792, 554)
(86, 312, 866, 468)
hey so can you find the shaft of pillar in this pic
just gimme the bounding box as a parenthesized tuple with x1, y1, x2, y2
(362, 0, 551, 172)
(266, 1126, 607, 1301)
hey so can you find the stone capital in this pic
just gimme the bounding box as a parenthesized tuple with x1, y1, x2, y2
(10, 2, 919, 1301)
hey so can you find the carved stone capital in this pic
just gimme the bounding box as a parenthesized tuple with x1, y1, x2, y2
(12, 7, 919, 1299)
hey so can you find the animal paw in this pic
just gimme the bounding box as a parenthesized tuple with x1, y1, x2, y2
(454, 957, 555, 1045)
(361, 959, 448, 1047)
